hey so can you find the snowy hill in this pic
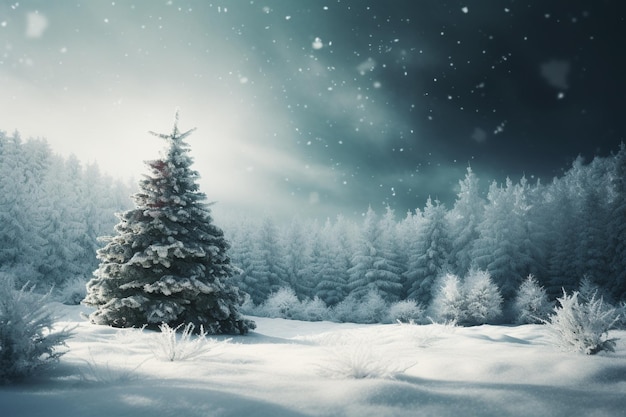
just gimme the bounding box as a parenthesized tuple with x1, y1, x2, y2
(1, 304, 625, 417)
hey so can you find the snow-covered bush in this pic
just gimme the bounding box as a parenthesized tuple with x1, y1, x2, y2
(545, 290, 620, 355)
(238, 292, 257, 316)
(387, 299, 425, 324)
(355, 289, 388, 323)
(0, 276, 72, 382)
(149, 322, 229, 362)
(331, 293, 359, 323)
(333, 289, 388, 324)
(513, 275, 553, 324)
(301, 296, 329, 321)
(259, 287, 301, 319)
(463, 269, 503, 325)
(317, 344, 411, 379)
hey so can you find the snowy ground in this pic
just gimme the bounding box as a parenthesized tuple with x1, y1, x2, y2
(2, 304, 625, 417)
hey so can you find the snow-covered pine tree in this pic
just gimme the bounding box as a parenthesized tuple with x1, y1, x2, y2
(430, 273, 466, 324)
(463, 268, 503, 325)
(84, 113, 255, 335)
(404, 198, 451, 305)
(472, 178, 533, 300)
(347, 207, 404, 303)
(228, 219, 263, 304)
(313, 217, 350, 306)
(606, 143, 626, 300)
(448, 166, 484, 276)
(283, 217, 314, 299)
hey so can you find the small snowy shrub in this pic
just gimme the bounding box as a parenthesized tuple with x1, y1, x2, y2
(513, 275, 553, 324)
(238, 292, 257, 316)
(545, 290, 620, 355)
(333, 289, 388, 324)
(354, 289, 388, 323)
(387, 299, 425, 324)
(301, 297, 329, 321)
(259, 287, 302, 319)
(79, 349, 144, 384)
(332, 294, 359, 323)
(318, 344, 412, 379)
(149, 322, 229, 362)
(0, 277, 72, 382)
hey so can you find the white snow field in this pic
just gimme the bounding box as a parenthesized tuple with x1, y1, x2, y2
(1, 304, 625, 417)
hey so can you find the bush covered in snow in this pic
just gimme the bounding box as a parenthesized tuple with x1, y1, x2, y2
(258, 287, 301, 319)
(0, 276, 72, 382)
(149, 322, 229, 362)
(513, 275, 553, 324)
(317, 344, 411, 379)
(300, 296, 330, 321)
(332, 289, 388, 324)
(386, 299, 425, 324)
(545, 290, 620, 355)
(255, 288, 329, 321)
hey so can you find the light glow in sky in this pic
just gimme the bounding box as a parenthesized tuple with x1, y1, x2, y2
(2, 1, 624, 220)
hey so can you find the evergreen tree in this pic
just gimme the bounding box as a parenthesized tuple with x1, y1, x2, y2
(430, 273, 466, 323)
(347, 207, 403, 302)
(472, 178, 532, 300)
(313, 217, 351, 306)
(608, 143, 626, 300)
(544, 174, 579, 298)
(37, 156, 88, 286)
(463, 268, 503, 325)
(0, 132, 44, 283)
(513, 274, 552, 324)
(375, 206, 405, 302)
(252, 217, 289, 301)
(228, 219, 263, 304)
(84, 114, 254, 334)
(575, 158, 612, 285)
(404, 198, 450, 305)
(283, 217, 314, 299)
(448, 166, 484, 276)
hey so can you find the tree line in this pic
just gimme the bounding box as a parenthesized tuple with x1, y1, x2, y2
(0, 131, 133, 291)
(1, 128, 624, 320)
(224, 144, 626, 316)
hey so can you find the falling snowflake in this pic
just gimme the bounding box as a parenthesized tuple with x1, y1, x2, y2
(312, 37, 324, 50)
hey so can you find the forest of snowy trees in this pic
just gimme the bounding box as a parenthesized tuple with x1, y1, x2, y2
(0, 130, 133, 298)
(1, 128, 625, 324)
(224, 144, 626, 322)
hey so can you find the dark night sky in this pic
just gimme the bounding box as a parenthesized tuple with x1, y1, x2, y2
(1, 0, 625, 220)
